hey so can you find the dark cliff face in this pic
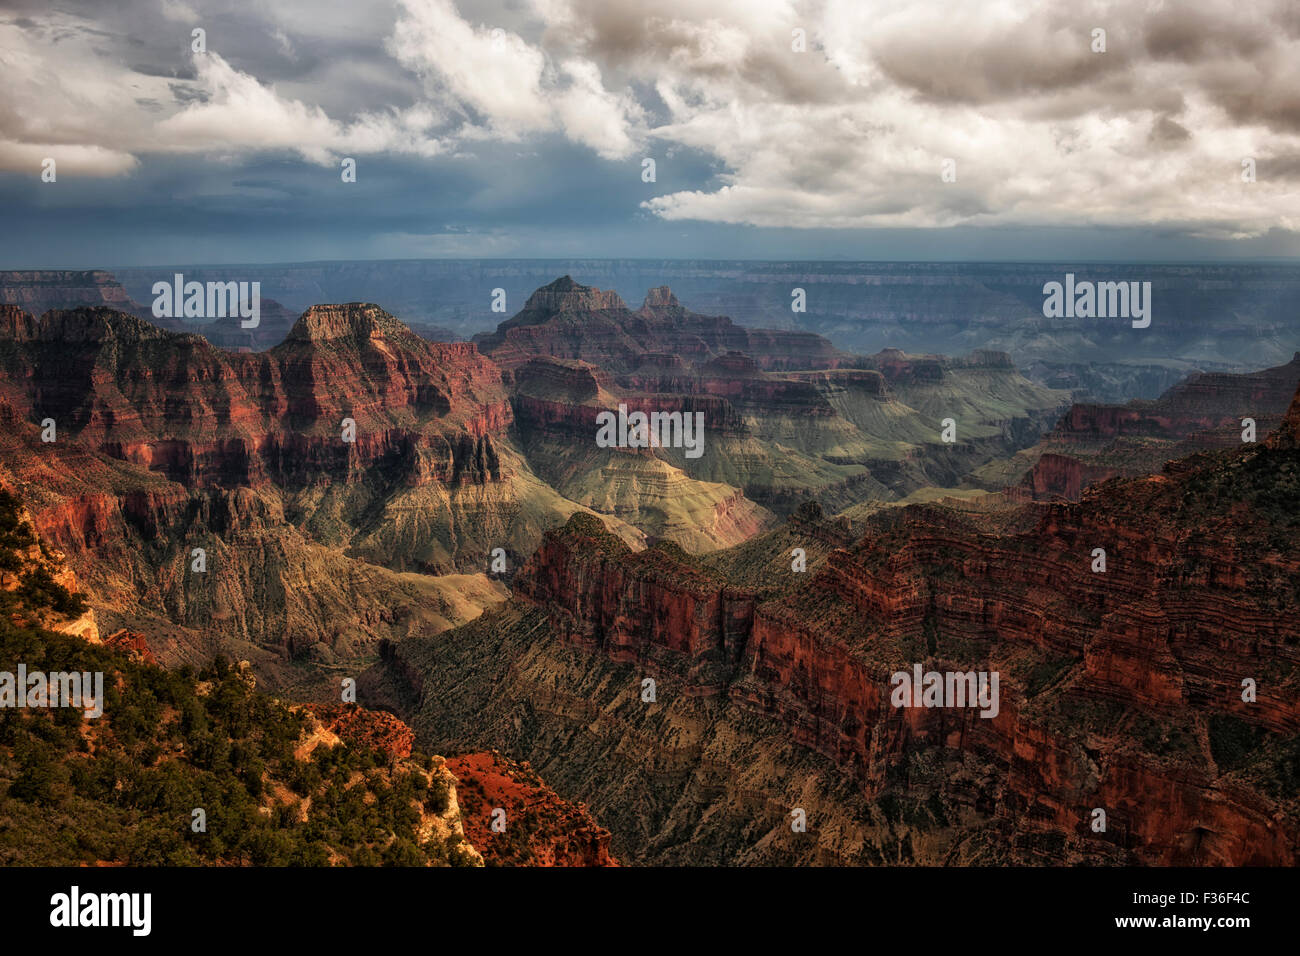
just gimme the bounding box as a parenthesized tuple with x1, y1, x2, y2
(0, 304, 511, 488)
(1012, 354, 1300, 502)
(1014, 453, 1120, 501)
(380, 393, 1300, 866)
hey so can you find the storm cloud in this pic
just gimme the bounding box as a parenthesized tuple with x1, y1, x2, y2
(0, 0, 1297, 262)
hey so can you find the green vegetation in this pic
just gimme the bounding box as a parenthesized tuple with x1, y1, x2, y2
(0, 620, 476, 866)
(0, 488, 36, 557)
(0, 505, 475, 867)
(0, 483, 478, 867)
(559, 511, 631, 557)
(1181, 446, 1300, 526)
(1131, 711, 1200, 760)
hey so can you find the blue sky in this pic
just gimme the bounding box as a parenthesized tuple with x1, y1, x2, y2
(2, 0, 1299, 267)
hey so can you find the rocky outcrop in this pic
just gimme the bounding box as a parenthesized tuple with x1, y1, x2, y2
(473, 277, 639, 370)
(1268, 384, 1300, 449)
(1054, 354, 1300, 443)
(0, 304, 35, 341)
(521, 275, 628, 316)
(305, 703, 416, 759)
(0, 482, 98, 640)
(1045, 353, 1300, 447)
(515, 515, 757, 684)
(445, 751, 617, 866)
(1013, 453, 1120, 502)
(291, 703, 615, 866)
(0, 304, 512, 488)
(0, 305, 592, 686)
(101, 628, 157, 665)
(507, 353, 774, 551)
(494, 282, 1067, 527)
(290, 704, 485, 866)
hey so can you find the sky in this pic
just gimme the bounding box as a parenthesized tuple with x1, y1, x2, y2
(1, 0, 1299, 267)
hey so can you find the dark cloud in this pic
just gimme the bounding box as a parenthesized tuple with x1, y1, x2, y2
(1149, 115, 1191, 146)
(1142, 7, 1274, 62)
(1201, 72, 1300, 134)
(871, 31, 1122, 107)
(168, 81, 208, 104)
(0, 0, 1297, 263)
(544, 2, 847, 106)
(1258, 152, 1300, 180)
(132, 63, 198, 79)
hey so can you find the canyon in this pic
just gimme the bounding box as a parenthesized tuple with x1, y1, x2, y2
(0, 489, 613, 868)
(1, 268, 1295, 867)
(367, 391, 1300, 865)
(0, 298, 617, 689)
(0, 277, 1066, 690)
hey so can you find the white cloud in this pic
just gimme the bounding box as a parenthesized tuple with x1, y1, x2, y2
(157, 53, 346, 163)
(0, 141, 138, 178)
(605, 0, 1300, 236)
(1, 0, 1298, 238)
(386, 0, 641, 157)
(387, 0, 551, 136)
(553, 59, 640, 159)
